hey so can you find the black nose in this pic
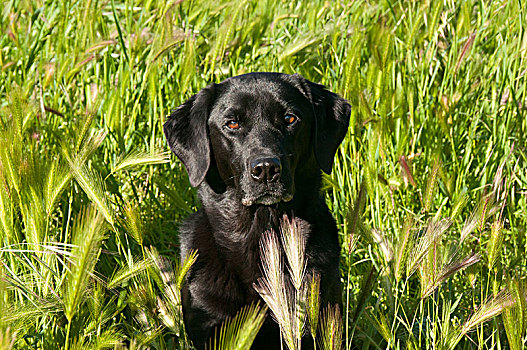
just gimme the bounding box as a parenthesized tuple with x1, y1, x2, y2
(250, 157, 281, 183)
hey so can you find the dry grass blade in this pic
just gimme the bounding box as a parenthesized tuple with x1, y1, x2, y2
(177, 250, 198, 290)
(0, 174, 15, 242)
(0, 327, 15, 350)
(63, 206, 107, 322)
(254, 230, 284, 307)
(351, 265, 378, 328)
(280, 216, 307, 291)
(253, 230, 295, 349)
(394, 215, 414, 282)
(121, 203, 145, 246)
(423, 159, 440, 213)
(460, 191, 501, 243)
(437, 253, 480, 285)
(146, 247, 197, 336)
(253, 220, 311, 350)
(461, 159, 507, 243)
(91, 329, 123, 349)
(0, 268, 15, 350)
(147, 247, 181, 305)
(477, 194, 491, 233)
(107, 257, 151, 289)
(450, 190, 468, 220)
(371, 228, 393, 265)
(399, 155, 416, 187)
(320, 304, 343, 350)
(68, 157, 114, 227)
(346, 183, 365, 254)
(406, 219, 450, 277)
(155, 296, 179, 335)
(209, 302, 268, 350)
(72, 130, 106, 165)
(502, 279, 527, 350)
(491, 155, 512, 211)
(69, 328, 123, 349)
(455, 32, 476, 74)
(487, 220, 504, 271)
(366, 309, 392, 345)
(279, 35, 318, 62)
(44, 160, 72, 216)
(445, 289, 514, 349)
(109, 149, 170, 176)
(421, 252, 481, 299)
(279, 216, 310, 349)
(459, 202, 481, 243)
(308, 273, 321, 341)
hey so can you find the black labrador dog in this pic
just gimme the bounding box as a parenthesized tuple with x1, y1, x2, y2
(163, 72, 350, 349)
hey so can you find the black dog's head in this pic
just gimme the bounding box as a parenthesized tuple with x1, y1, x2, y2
(164, 73, 350, 207)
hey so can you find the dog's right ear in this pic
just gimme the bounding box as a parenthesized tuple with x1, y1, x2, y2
(163, 84, 216, 187)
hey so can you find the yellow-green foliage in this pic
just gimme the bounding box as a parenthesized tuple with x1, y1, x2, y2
(0, 0, 526, 349)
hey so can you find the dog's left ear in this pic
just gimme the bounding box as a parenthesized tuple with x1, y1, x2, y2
(303, 79, 351, 174)
(163, 84, 216, 187)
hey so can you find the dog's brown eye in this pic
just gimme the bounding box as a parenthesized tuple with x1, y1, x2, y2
(284, 114, 297, 125)
(226, 120, 240, 130)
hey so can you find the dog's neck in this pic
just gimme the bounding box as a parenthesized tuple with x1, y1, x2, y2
(197, 177, 323, 287)
(198, 172, 323, 238)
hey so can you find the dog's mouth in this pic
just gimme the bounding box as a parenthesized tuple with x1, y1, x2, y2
(240, 158, 295, 207)
(241, 192, 293, 207)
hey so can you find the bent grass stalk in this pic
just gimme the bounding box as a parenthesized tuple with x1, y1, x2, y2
(308, 273, 321, 350)
(63, 206, 107, 349)
(209, 302, 268, 350)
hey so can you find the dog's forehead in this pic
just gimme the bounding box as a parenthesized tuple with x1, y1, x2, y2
(212, 75, 309, 115)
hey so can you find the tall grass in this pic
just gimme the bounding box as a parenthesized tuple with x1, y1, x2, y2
(0, 0, 526, 349)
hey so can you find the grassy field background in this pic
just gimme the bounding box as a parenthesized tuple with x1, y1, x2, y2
(0, 0, 526, 349)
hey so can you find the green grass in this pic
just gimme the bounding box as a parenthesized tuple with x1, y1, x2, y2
(0, 0, 526, 348)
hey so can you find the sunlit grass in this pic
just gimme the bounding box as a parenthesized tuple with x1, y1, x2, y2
(0, 0, 526, 349)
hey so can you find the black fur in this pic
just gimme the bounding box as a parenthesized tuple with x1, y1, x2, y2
(163, 72, 350, 349)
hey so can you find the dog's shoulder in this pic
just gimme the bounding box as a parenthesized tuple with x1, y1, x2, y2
(177, 209, 210, 261)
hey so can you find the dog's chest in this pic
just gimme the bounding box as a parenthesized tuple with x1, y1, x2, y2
(185, 208, 312, 314)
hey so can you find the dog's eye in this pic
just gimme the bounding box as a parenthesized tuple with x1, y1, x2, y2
(226, 120, 240, 130)
(284, 114, 298, 126)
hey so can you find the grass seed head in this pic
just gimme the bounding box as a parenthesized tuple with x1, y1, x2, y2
(280, 216, 307, 291)
(320, 304, 343, 350)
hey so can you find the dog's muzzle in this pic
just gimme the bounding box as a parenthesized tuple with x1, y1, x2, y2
(241, 192, 293, 206)
(241, 157, 293, 206)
